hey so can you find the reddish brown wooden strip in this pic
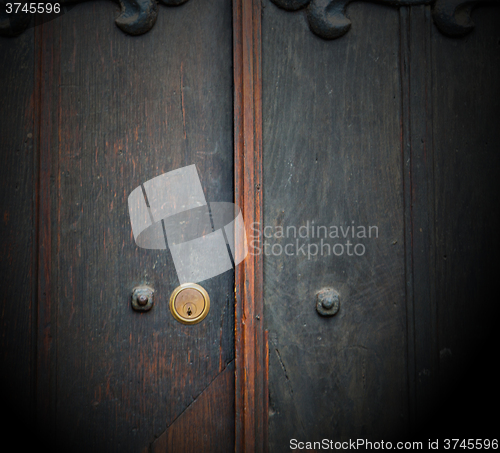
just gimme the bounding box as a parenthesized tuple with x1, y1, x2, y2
(149, 362, 235, 453)
(263, 330, 269, 453)
(233, 0, 267, 451)
(151, 430, 167, 453)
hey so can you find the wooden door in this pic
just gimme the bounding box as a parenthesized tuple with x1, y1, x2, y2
(1, 0, 499, 451)
(0, 1, 242, 451)
(260, 0, 500, 449)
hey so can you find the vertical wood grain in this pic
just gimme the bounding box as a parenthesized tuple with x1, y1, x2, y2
(401, 6, 500, 438)
(35, 18, 60, 446)
(35, 2, 235, 451)
(430, 8, 500, 437)
(0, 24, 36, 435)
(233, 0, 268, 451)
(262, 1, 500, 447)
(400, 6, 438, 434)
(262, 1, 407, 448)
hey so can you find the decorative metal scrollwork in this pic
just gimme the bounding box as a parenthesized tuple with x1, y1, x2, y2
(270, 0, 500, 39)
(1, 0, 497, 38)
(0, 0, 189, 37)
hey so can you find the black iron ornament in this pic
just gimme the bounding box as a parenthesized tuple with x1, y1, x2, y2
(0, 0, 498, 38)
(270, 0, 499, 39)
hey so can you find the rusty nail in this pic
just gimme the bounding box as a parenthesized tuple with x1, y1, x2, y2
(131, 286, 154, 312)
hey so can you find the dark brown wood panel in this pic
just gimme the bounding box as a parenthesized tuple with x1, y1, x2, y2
(262, 1, 408, 447)
(36, 1, 235, 451)
(0, 26, 35, 430)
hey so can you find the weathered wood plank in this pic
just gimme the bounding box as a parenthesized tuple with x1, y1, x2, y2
(37, 1, 235, 451)
(262, 0, 407, 447)
(400, 5, 439, 434)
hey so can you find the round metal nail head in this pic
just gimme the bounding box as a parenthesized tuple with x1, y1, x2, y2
(131, 286, 154, 312)
(316, 288, 340, 316)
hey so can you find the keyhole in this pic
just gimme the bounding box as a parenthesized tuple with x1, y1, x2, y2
(187, 306, 192, 316)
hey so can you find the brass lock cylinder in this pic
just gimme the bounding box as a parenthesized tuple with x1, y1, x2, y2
(169, 283, 210, 325)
